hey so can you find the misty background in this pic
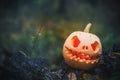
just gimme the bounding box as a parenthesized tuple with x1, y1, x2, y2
(0, 0, 120, 68)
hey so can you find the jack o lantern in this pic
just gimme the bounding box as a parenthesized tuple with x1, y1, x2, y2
(63, 23, 102, 70)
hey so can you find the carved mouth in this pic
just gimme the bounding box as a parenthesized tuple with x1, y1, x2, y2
(65, 46, 99, 64)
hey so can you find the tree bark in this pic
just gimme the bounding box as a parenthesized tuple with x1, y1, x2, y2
(0, 44, 120, 80)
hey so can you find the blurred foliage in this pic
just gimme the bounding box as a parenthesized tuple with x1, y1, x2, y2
(0, 0, 120, 69)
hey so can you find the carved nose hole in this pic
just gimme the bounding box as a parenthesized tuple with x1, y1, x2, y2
(82, 46, 85, 49)
(82, 46, 88, 50)
(86, 46, 88, 50)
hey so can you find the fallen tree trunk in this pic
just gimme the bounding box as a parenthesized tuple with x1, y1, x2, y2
(0, 51, 54, 80)
(0, 44, 120, 80)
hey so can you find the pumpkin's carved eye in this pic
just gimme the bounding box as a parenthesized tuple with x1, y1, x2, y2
(91, 41, 99, 52)
(72, 36, 80, 47)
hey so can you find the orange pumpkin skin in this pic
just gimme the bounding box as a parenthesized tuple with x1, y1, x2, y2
(63, 23, 102, 70)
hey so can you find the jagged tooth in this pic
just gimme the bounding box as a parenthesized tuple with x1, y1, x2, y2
(78, 57, 80, 60)
(86, 55, 90, 58)
(85, 60, 90, 64)
(73, 55, 76, 58)
(65, 50, 69, 53)
(67, 54, 72, 57)
(79, 59, 83, 62)
(70, 56, 73, 60)
(70, 55, 76, 60)
(91, 62, 94, 64)
(66, 49, 70, 53)
(77, 57, 80, 61)
(81, 53, 85, 56)
(91, 60, 95, 64)
(86, 54, 89, 57)
(82, 59, 86, 62)
(73, 55, 76, 59)
(74, 57, 80, 61)
(74, 58, 78, 61)
(75, 58, 78, 61)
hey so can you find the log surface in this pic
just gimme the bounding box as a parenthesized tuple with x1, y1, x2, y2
(0, 44, 120, 80)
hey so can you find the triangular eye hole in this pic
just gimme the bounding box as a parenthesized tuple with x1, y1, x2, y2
(72, 36, 80, 47)
(91, 41, 99, 52)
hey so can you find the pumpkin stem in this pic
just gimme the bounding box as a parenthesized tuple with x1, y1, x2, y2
(84, 23, 92, 33)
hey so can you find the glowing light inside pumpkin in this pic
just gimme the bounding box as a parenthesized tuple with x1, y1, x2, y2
(72, 36, 80, 47)
(65, 47, 96, 60)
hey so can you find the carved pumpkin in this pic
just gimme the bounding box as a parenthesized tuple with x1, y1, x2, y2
(63, 23, 102, 70)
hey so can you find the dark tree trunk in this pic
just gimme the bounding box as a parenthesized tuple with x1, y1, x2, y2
(0, 44, 120, 80)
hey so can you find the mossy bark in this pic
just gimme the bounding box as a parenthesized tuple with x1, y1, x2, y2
(0, 44, 120, 80)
